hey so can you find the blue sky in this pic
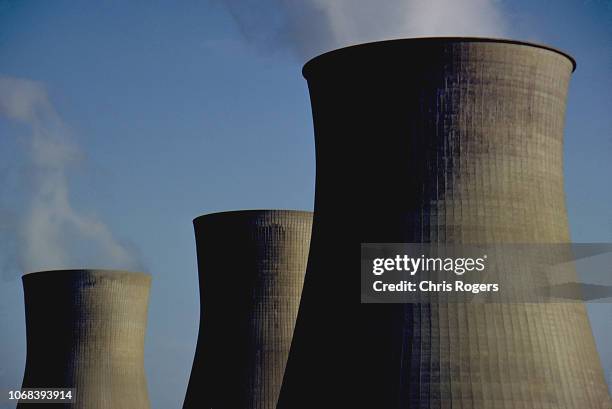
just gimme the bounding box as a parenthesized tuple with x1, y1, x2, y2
(0, 1, 610, 408)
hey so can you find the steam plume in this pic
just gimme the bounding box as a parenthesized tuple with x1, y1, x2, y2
(0, 75, 141, 279)
(224, 0, 508, 60)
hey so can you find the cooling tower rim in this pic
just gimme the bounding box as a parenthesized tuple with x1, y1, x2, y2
(303, 37, 576, 77)
(22, 268, 150, 280)
(193, 209, 313, 224)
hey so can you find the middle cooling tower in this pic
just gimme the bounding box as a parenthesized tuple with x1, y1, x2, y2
(183, 210, 312, 409)
(277, 38, 611, 408)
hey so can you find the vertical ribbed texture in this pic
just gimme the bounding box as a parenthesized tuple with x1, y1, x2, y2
(18, 270, 152, 409)
(183, 210, 312, 409)
(278, 38, 611, 409)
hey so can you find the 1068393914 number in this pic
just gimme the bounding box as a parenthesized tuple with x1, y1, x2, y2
(7, 388, 75, 403)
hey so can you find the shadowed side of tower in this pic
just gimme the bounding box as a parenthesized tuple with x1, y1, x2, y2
(277, 38, 611, 408)
(18, 269, 152, 409)
(182, 210, 312, 409)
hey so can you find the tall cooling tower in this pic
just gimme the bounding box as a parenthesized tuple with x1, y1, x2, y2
(183, 210, 312, 409)
(18, 269, 151, 409)
(278, 38, 611, 408)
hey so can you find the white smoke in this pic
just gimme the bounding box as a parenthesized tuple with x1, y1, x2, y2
(224, 0, 508, 61)
(0, 75, 142, 279)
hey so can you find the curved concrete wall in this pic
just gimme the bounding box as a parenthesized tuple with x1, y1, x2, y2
(278, 38, 611, 408)
(18, 269, 151, 409)
(183, 210, 312, 409)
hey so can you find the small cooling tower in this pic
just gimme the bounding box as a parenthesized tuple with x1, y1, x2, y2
(18, 269, 151, 409)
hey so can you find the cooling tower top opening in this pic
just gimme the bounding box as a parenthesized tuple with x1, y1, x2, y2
(302, 37, 576, 78)
(193, 209, 313, 224)
(22, 268, 150, 281)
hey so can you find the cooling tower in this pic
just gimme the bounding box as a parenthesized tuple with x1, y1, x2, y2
(182, 210, 312, 409)
(18, 269, 151, 409)
(278, 38, 611, 408)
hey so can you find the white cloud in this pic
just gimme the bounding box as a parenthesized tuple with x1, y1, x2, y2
(224, 0, 507, 61)
(0, 75, 141, 278)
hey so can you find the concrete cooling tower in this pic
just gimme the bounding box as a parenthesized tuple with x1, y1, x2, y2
(277, 38, 611, 408)
(182, 210, 312, 409)
(18, 269, 151, 409)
